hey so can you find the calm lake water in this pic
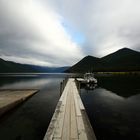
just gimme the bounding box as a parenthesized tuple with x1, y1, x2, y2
(81, 75, 140, 140)
(0, 73, 140, 140)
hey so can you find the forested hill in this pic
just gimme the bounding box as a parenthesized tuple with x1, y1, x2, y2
(66, 48, 140, 73)
(0, 58, 69, 73)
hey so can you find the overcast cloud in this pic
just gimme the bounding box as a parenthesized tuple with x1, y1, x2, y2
(0, 0, 140, 66)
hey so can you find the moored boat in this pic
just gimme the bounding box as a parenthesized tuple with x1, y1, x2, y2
(83, 73, 97, 84)
(76, 72, 97, 84)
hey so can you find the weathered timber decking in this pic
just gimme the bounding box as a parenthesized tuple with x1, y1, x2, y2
(44, 78, 96, 140)
(0, 89, 38, 117)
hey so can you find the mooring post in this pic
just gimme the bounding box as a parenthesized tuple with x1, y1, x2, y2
(75, 78, 80, 94)
(78, 81, 80, 93)
(60, 78, 68, 96)
(62, 80, 65, 91)
(60, 82, 62, 96)
(64, 79, 66, 88)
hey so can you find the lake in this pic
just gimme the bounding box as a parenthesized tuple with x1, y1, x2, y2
(0, 73, 140, 140)
(81, 75, 140, 140)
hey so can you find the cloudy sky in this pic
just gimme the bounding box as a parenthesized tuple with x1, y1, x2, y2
(0, 0, 140, 66)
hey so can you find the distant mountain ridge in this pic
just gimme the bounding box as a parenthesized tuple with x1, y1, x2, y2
(0, 58, 69, 73)
(66, 48, 140, 73)
(1, 48, 140, 73)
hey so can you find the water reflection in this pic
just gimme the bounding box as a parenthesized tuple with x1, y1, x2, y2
(97, 75, 140, 98)
(80, 75, 140, 140)
(81, 83, 97, 90)
(0, 78, 52, 89)
(0, 74, 68, 140)
(0, 74, 140, 140)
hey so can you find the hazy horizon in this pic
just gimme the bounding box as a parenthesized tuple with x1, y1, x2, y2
(0, 47, 139, 67)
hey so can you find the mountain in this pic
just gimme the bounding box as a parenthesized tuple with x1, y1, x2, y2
(0, 58, 36, 73)
(0, 58, 69, 73)
(37, 66, 70, 73)
(66, 48, 140, 73)
(100, 48, 140, 71)
(67, 56, 100, 73)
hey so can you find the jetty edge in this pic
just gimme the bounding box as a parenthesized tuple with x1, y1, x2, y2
(0, 89, 38, 117)
(43, 78, 96, 140)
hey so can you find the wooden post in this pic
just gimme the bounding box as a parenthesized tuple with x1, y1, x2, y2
(60, 82, 63, 96)
(62, 80, 64, 92)
(60, 78, 68, 96)
(64, 79, 66, 88)
(78, 81, 81, 94)
(75, 78, 80, 94)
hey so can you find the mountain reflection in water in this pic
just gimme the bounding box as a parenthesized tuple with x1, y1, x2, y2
(0, 74, 139, 140)
(80, 75, 140, 140)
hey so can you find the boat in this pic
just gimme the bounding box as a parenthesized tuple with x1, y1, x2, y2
(83, 73, 97, 84)
(76, 73, 97, 90)
(76, 73, 97, 84)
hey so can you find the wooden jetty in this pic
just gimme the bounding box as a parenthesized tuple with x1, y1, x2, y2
(44, 78, 96, 140)
(0, 89, 38, 117)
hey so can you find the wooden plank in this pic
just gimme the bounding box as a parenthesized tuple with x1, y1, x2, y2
(73, 86, 81, 116)
(59, 80, 69, 102)
(0, 90, 38, 117)
(44, 78, 96, 140)
(72, 78, 88, 140)
(73, 80, 96, 140)
(44, 81, 70, 140)
(77, 116, 88, 140)
(61, 86, 71, 140)
(53, 105, 64, 138)
(60, 81, 70, 105)
(44, 102, 62, 140)
(53, 100, 66, 138)
(73, 82, 85, 110)
(61, 87, 69, 105)
(70, 90, 78, 139)
(53, 138, 61, 140)
(78, 96, 85, 110)
(77, 95, 85, 110)
(81, 110, 97, 140)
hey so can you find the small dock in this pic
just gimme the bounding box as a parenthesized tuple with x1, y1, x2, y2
(44, 78, 96, 140)
(0, 89, 38, 117)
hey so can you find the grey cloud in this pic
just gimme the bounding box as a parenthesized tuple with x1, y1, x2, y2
(0, 0, 83, 66)
(47, 0, 140, 57)
(0, 0, 140, 67)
